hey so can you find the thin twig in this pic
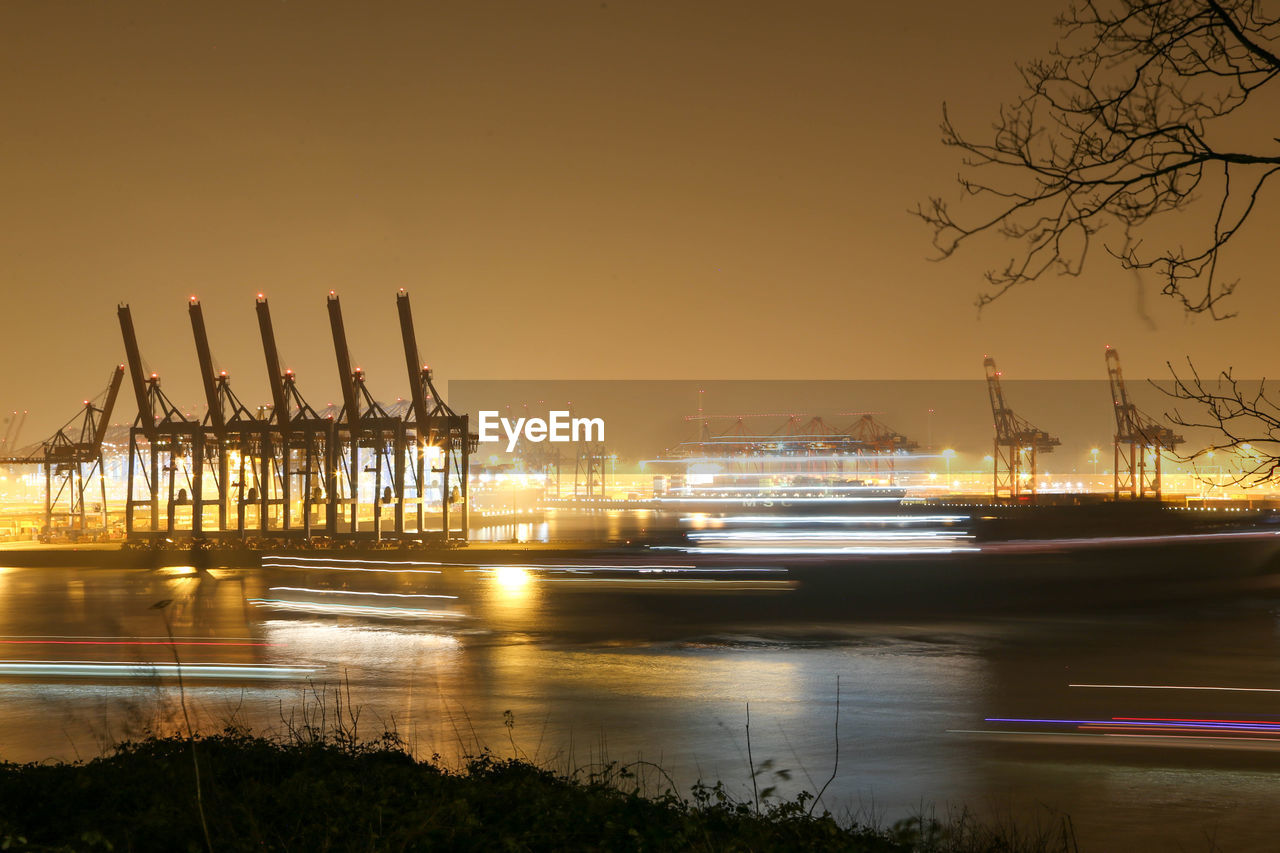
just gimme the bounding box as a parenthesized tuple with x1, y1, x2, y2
(746, 702, 758, 815)
(153, 599, 214, 853)
(811, 674, 841, 816)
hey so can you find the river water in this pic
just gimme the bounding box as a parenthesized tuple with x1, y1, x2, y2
(2, 510, 1280, 851)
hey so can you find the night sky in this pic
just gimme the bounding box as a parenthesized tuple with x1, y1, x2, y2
(3, 1, 1277, 440)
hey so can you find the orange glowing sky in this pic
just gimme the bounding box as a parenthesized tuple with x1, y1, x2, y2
(1, 1, 1277, 440)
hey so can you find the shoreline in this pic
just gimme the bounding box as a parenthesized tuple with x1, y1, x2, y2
(0, 731, 1076, 853)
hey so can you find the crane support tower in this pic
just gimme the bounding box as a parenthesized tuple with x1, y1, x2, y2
(1106, 347, 1183, 500)
(984, 356, 1060, 502)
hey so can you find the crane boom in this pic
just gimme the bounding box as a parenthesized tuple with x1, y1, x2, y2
(1, 411, 16, 450)
(396, 289, 431, 430)
(188, 297, 225, 432)
(117, 304, 155, 438)
(255, 295, 291, 435)
(92, 366, 126, 449)
(8, 410, 27, 453)
(326, 292, 361, 431)
(984, 357, 1017, 443)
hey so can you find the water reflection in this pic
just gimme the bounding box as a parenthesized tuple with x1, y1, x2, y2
(482, 566, 541, 624)
(0, 554, 1277, 849)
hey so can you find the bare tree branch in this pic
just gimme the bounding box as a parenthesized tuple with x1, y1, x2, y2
(1161, 358, 1280, 486)
(915, 0, 1280, 315)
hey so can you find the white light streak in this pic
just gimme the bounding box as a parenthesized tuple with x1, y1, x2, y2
(248, 598, 467, 620)
(1070, 683, 1280, 693)
(268, 586, 457, 600)
(681, 514, 969, 525)
(261, 561, 443, 574)
(0, 661, 316, 679)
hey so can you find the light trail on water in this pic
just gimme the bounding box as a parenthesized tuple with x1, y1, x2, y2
(0, 661, 316, 679)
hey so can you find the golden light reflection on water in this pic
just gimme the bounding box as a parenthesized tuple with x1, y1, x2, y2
(155, 565, 199, 577)
(493, 565, 532, 593)
(485, 643, 801, 703)
(7, 561, 1280, 850)
(485, 565, 541, 623)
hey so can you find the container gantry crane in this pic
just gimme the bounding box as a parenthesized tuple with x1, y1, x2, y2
(1105, 346, 1183, 500)
(396, 289, 474, 539)
(0, 368, 124, 539)
(41, 365, 125, 537)
(327, 291, 404, 541)
(984, 356, 1060, 502)
(844, 413, 920, 483)
(118, 303, 201, 538)
(189, 297, 264, 536)
(257, 293, 337, 540)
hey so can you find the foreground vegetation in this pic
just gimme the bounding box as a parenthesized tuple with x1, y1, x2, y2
(0, 727, 1078, 853)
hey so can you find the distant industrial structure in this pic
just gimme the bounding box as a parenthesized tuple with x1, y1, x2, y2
(1106, 346, 1183, 500)
(3, 291, 474, 544)
(649, 410, 920, 497)
(0, 332, 1228, 535)
(980, 349, 1186, 504)
(984, 356, 1060, 502)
